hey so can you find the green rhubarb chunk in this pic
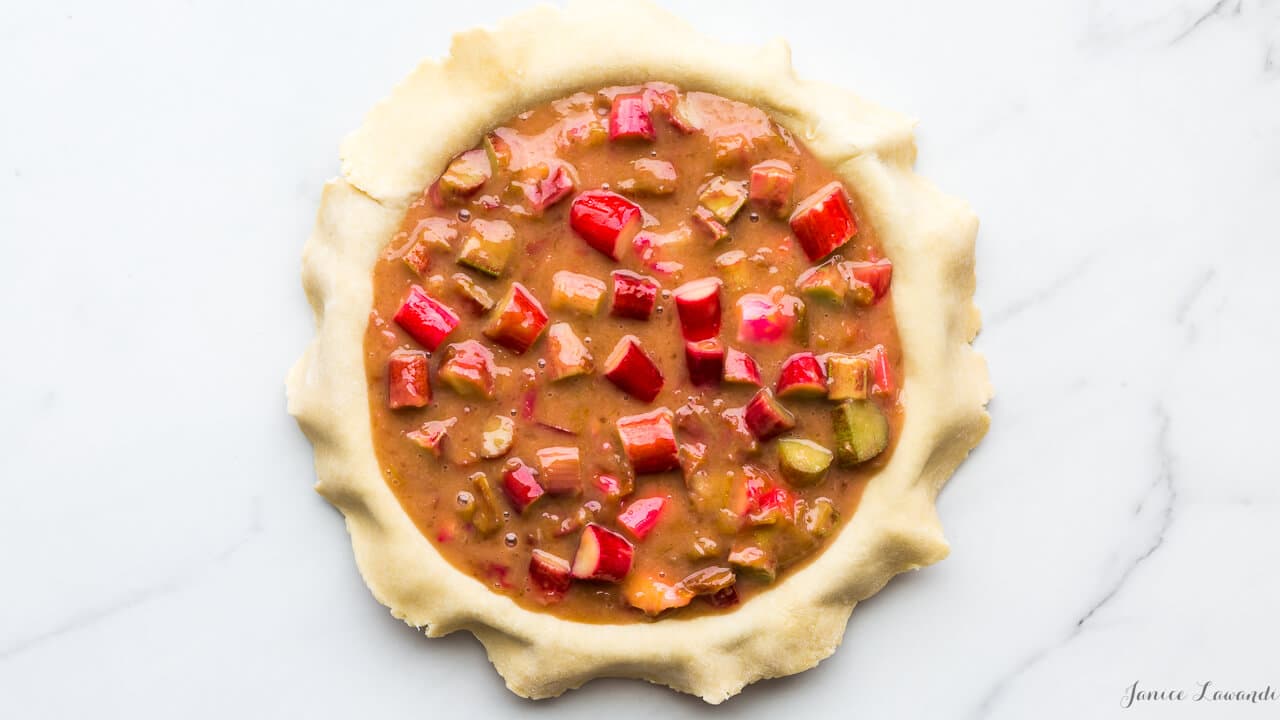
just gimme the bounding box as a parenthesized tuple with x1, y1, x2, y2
(802, 497, 838, 538)
(826, 354, 870, 401)
(469, 472, 501, 536)
(777, 438, 833, 486)
(450, 273, 495, 311)
(550, 271, 606, 316)
(715, 250, 751, 291)
(456, 219, 515, 278)
(483, 130, 515, 171)
(480, 415, 515, 459)
(728, 542, 776, 583)
(795, 259, 848, 304)
(833, 400, 889, 467)
(440, 148, 491, 195)
(698, 177, 748, 224)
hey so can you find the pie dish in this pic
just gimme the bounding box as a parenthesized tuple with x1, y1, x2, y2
(287, 0, 991, 703)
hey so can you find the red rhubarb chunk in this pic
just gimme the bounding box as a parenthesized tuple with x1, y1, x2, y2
(847, 258, 893, 303)
(570, 191, 643, 260)
(616, 408, 679, 474)
(867, 344, 895, 395)
(610, 270, 660, 320)
(608, 93, 657, 142)
(749, 159, 796, 216)
(394, 285, 460, 351)
(483, 282, 549, 354)
(673, 277, 722, 341)
(529, 549, 573, 601)
(387, 351, 430, 409)
(684, 338, 725, 387)
(617, 497, 667, 541)
(571, 523, 634, 582)
(723, 347, 763, 386)
(776, 352, 828, 399)
(593, 473, 625, 499)
(529, 163, 577, 213)
(789, 181, 858, 261)
(603, 335, 664, 402)
(735, 293, 797, 344)
(501, 459, 545, 513)
(743, 388, 796, 441)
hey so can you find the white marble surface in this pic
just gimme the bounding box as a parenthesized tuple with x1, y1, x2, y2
(2, 1, 1278, 717)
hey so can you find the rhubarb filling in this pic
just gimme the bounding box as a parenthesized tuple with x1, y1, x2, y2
(364, 83, 904, 622)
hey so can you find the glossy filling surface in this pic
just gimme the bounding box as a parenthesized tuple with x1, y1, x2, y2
(364, 83, 903, 622)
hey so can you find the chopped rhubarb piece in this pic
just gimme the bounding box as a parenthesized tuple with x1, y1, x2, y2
(673, 277, 722, 341)
(616, 496, 667, 541)
(720, 406, 761, 457)
(776, 352, 828, 399)
(449, 272, 495, 313)
(387, 351, 430, 409)
(437, 340, 497, 399)
(679, 440, 708, 480)
(527, 162, 577, 214)
(468, 471, 501, 535)
(631, 227, 691, 276)
(405, 418, 455, 457)
(802, 497, 839, 538)
(743, 388, 796, 441)
(501, 459, 545, 513)
(691, 205, 730, 243)
(616, 408, 679, 474)
(715, 250, 752, 291)
(679, 566, 736, 596)
(684, 338, 725, 387)
(866, 344, 895, 395)
(728, 465, 769, 517)
(569, 190, 643, 260)
(749, 159, 796, 216)
(623, 570, 694, 616)
(603, 335, 664, 402)
(608, 92, 656, 142)
(480, 415, 515, 459)
(550, 271, 607, 316)
(666, 93, 702, 134)
(777, 438, 833, 485)
(401, 241, 432, 276)
(749, 486, 796, 525)
(483, 129, 516, 170)
(571, 523, 634, 582)
(544, 322, 593, 381)
(845, 258, 894, 305)
(833, 400, 890, 467)
(734, 293, 798, 344)
(790, 181, 858, 261)
(483, 282, 549, 354)
(728, 542, 776, 582)
(528, 549, 573, 601)
(795, 259, 848, 304)
(394, 286, 460, 351)
(616, 158, 677, 195)
(593, 473, 625, 499)
(826, 354, 870, 400)
(698, 177, 748, 224)
(722, 347, 763, 386)
(439, 148, 491, 197)
(456, 219, 515, 278)
(536, 446, 581, 495)
(609, 270, 660, 320)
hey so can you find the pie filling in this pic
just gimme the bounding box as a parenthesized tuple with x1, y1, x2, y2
(364, 83, 904, 622)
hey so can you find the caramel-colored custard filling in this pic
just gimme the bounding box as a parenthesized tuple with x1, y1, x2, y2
(364, 83, 903, 623)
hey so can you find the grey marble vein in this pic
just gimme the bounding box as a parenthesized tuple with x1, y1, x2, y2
(968, 405, 1175, 719)
(1171, 0, 1242, 44)
(987, 256, 1095, 326)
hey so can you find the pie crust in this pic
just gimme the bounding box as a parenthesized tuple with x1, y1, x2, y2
(287, 0, 991, 703)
